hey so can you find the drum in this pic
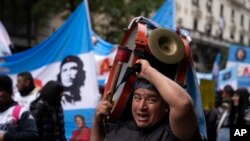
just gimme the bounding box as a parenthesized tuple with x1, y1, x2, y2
(104, 16, 193, 121)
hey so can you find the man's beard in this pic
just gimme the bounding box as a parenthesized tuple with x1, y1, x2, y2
(19, 85, 35, 97)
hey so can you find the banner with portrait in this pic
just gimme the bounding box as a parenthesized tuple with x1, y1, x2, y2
(218, 66, 238, 89)
(226, 44, 250, 88)
(0, 1, 99, 140)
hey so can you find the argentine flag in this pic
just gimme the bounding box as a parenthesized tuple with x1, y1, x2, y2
(151, 0, 175, 29)
(0, 1, 100, 139)
(212, 53, 221, 91)
(0, 21, 12, 57)
(92, 31, 116, 87)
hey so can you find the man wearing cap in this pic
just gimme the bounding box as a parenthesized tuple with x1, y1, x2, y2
(91, 59, 202, 141)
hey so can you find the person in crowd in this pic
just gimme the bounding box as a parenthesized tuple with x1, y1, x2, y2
(30, 80, 66, 141)
(70, 114, 91, 141)
(214, 90, 222, 108)
(206, 85, 234, 141)
(221, 85, 234, 104)
(91, 59, 203, 141)
(206, 100, 231, 141)
(0, 75, 38, 141)
(57, 55, 86, 105)
(14, 72, 40, 110)
(230, 88, 250, 126)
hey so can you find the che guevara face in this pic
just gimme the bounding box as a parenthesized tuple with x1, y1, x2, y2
(60, 62, 78, 87)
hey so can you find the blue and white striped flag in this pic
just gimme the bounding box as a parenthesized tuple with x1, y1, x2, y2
(212, 53, 221, 91)
(151, 0, 175, 28)
(0, 21, 12, 57)
(0, 1, 100, 139)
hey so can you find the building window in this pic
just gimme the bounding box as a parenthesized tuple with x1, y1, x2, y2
(177, 18, 183, 27)
(220, 4, 224, 17)
(192, 0, 199, 7)
(249, 19, 250, 30)
(240, 33, 244, 44)
(241, 14, 244, 27)
(206, 0, 212, 12)
(217, 18, 224, 40)
(193, 18, 198, 30)
(216, 28, 223, 39)
(231, 9, 235, 23)
(205, 23, 212, 35)
(230, 31, 234, 40)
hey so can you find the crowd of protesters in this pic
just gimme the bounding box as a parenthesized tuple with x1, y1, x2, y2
(1, 57, 205, 141)
(0, 75, 38, 141)
(0, 72, 91, 141)
(1, 69, 250, 141)
(205, 84, 250, 141)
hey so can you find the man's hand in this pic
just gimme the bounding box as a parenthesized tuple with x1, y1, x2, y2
(135, 59, 153, 80)
(94, 93, 113, 123)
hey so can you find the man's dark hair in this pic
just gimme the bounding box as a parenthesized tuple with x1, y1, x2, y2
(0, 75, 13, 95)
(230, 88, 250, 126)
(223, 85, 234, 97)
(17, 71, 35, 86)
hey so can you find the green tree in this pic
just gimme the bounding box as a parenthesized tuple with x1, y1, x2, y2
(88, 0, 163, 43)
(32, 0, 82, 18)
(31, 0, 162, 44)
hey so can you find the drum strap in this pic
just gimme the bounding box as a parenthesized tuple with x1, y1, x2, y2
(114, 64, 141, 92)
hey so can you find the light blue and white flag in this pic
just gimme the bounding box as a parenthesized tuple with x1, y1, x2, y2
(185, 61, 208, 139)
(219, 66, 238, 89)
(0, 1, 100, 139)
(227, 44, 250, 88)
(212, 53, 221, 91)
(151, 0, 175, 29)
(0, 21, 12, 57)
(92, 31, 116, 87)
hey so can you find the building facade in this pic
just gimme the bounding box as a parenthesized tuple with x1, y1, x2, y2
(175, 0, 250, 72)
(1, 0, 249, 72)
(0, 0, 71, 52)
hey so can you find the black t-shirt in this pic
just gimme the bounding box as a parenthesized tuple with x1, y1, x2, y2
(104, 120, 204, 141)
